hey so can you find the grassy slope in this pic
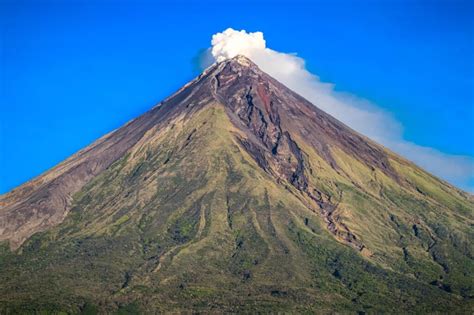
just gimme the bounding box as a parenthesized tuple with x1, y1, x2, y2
(0, 104, 472, 314)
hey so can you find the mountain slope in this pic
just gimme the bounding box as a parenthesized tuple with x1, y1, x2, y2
(0, 55, 472, 313)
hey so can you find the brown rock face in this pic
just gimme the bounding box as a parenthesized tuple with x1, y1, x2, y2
(208, 56, 400, 250)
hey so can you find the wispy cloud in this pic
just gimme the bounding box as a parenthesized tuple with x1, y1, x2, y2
(202, 28, 474, 191)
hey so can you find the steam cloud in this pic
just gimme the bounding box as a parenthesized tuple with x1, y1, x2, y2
(202, 28, 474, 191)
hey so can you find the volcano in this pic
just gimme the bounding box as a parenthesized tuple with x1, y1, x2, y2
(0, 55, 472, 313)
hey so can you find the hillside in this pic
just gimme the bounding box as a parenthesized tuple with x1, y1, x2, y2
(0, 55, 472, 313)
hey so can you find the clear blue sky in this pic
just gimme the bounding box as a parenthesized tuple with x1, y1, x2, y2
(1, 0, 473, 193)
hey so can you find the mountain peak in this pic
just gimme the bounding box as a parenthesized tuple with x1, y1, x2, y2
(228, 54, 254, 66)
(209, 54, 259, 76)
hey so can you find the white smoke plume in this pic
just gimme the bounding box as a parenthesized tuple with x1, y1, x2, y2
(203, 28, 474, 191)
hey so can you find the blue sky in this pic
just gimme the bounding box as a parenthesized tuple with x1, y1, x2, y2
(1, 0, 473, 193)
